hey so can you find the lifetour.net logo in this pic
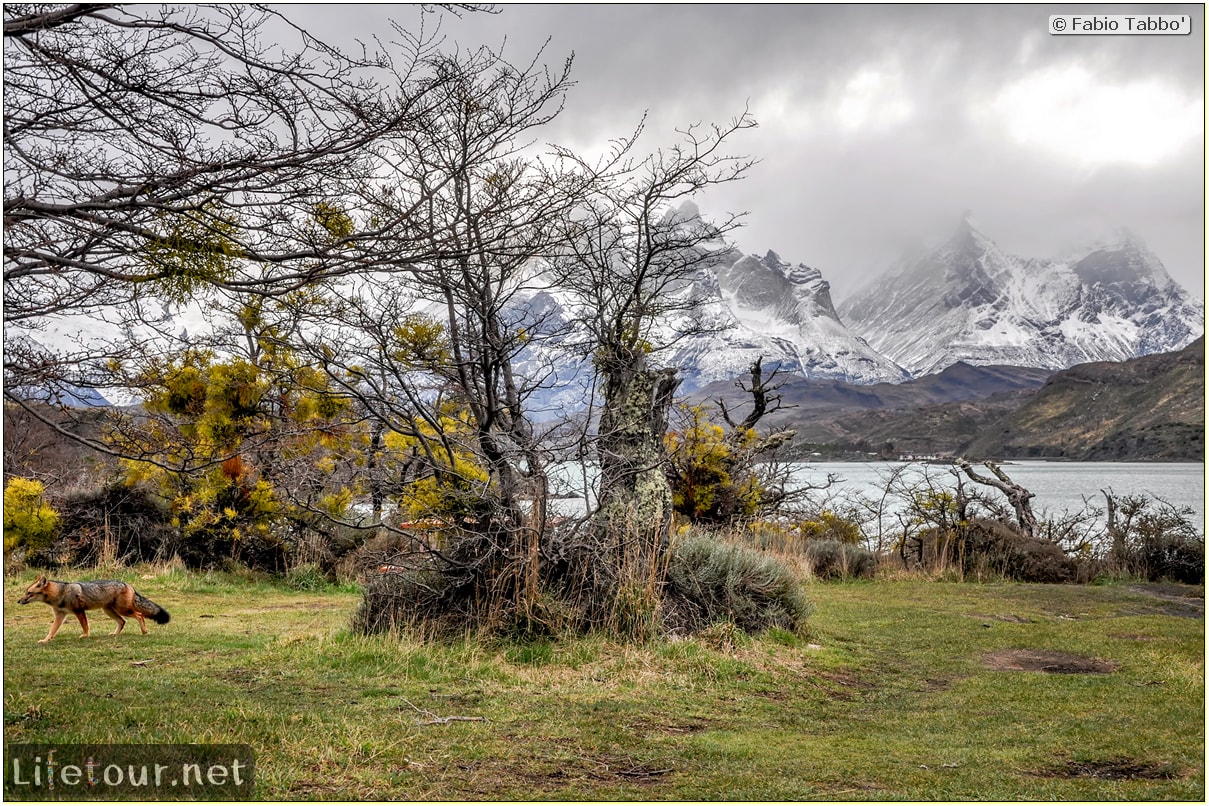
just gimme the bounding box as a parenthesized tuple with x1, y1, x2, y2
(4, 744, 254, 799)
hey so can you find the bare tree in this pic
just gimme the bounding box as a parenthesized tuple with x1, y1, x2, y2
(279, 44, 612, 619)
(954, 457, 1038, 537)
(3, 3, 493, 441)
(553, 113, 757, 574)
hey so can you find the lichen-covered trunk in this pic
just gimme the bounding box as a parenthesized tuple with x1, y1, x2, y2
(595, 355, 680, 572)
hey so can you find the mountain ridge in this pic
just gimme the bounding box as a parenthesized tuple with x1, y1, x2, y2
(836, 216, 1204, 377)
(718, 338, 1204, 462)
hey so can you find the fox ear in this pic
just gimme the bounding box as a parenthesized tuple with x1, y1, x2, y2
(33, 575, 46, 586)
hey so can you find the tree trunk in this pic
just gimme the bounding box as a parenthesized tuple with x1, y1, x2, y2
(1103, 488, 1125, 564)
(368, 421, 385, 526)
(594, 354, 680, 572)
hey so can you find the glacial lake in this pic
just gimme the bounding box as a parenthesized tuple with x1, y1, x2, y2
(550, 460, 1205, 536)
(790, 461, 1205, 535)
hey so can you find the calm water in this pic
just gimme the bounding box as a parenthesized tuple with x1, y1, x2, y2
(791, 461, 1205, 534)
(551, 460, 1205, 536)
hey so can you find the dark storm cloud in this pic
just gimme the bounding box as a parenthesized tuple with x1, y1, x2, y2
(295, 3, 1205, 300)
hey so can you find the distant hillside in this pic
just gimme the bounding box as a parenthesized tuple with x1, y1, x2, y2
(695, 362, 1052, 420)
(964, 336, 1205, 460)
(692, 340, 1204, 461)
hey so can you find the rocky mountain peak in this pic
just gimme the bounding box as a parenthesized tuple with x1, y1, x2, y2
(948, 210, 991, 245)
(785, 264, 825, 286)
(1070, 233, 1174, 292)
(716, 251, 837, 321)
(944, 213, 1003, 265)
(839, 219, 1204, 376)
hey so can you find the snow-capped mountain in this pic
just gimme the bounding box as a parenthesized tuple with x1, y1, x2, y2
(506, 202, 908, 414)
(838, 216, 1205, 377)
(665, 248, 909, 389)
(15, 202, 1199, 416)
(508, 202, 909, 409)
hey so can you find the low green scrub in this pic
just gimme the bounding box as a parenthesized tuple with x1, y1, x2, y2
(1133, 531, 1205, 584)
(353, 532, 811, 640)
(4, 568, 1203, 800)
(803, 538, 877, 580)
(664, 534, 813, 634)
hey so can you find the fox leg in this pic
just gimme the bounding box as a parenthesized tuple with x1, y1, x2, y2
(75, 611, 90, 638)
(39, 611, 67, 643)
(119, 587, 148, 634)
(103, 606, 127, 636)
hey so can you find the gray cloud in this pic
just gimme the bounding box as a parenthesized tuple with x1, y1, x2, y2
(299, 3, 1205, 300)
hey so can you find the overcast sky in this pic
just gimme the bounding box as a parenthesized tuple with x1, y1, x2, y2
(299, 3, 1205, 301)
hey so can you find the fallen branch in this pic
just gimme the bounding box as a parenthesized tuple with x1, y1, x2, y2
(400, 698, 488, 726)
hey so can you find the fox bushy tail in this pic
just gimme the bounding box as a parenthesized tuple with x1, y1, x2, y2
(135, 592, 170, 624)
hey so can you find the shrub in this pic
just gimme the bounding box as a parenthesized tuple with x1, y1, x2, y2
(352, 563, 458, 635)
(1132, 532, 1204, 584)
(610, 579, 662, 642)
(284, 563, 331, 591)
(664, 404, 764, 525)
(3, 478, 60, 556)
(971, 520, 1077, 583)
(664, 534, 813, 634)
(53, 483, 175, 566)
(352, 528, 813, 640)
(919, 519, 1076, 583)
(1109, 497, 1204, 584)
(804, 539, 877, 580)
(351, 532, 561, 638)
(798, 511, 863, 544)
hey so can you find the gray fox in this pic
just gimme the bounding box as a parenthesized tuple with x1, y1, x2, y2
(17, 575, 170, 643)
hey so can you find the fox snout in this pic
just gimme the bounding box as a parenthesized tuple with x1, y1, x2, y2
(19, 576, 47, 605)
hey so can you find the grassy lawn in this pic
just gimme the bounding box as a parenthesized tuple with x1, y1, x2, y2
(4, 568, 1204, 800)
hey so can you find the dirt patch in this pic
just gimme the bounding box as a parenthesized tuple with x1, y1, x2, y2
(1037, 758, 1180, 781)
(982, 649, 1117, 674)
(1127, 583, 1204, 619)
(453, 753, 673, 797)
(1132, 581, 1204, 599)
(804, 668, 877, 701)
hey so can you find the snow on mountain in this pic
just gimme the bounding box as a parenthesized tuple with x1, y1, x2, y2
(511, 203, 909, 411)
(838, 216, 1205, 377)
(15, 203, 1197, 416)
(667, 247, 909, 389)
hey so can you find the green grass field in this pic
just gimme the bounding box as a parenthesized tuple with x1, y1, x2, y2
(4, 568, 1204, 800)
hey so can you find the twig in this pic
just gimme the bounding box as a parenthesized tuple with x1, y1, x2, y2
(400, 698, 488, 726)
(617, 767, 672, 778)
